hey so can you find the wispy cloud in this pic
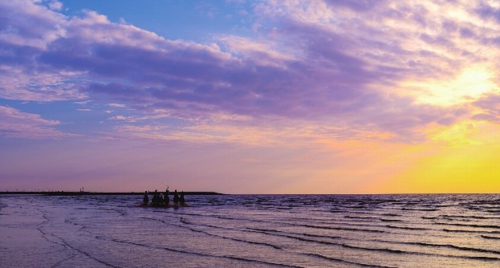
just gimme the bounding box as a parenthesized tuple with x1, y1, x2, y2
(74, 101, 91, 106)
(108, 103, 126, 108)
(0, 105, 76, 139)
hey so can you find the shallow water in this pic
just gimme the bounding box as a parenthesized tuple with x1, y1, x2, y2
(1, 194, 499, 267)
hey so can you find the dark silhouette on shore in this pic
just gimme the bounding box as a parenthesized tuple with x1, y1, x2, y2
(173, 190, 179, 205)
(140, 188, 188, 208)
(143, 191, 149, 205)
(165, 188, 170, 206)
(180, 191, 186, 206)
(152, 190, 161, 206)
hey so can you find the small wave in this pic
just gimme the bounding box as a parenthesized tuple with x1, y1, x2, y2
(385, 225, 428, 231)
(435, 222, 500, 229)
(247, 227, 284, 234)
(402, 208, 438, 211)
(439, 215, 500, 220)
(348, 240, 500, 261)
(344, 205, 367, 209)
(224, 255, 303, 268)
(381, 213, 401, 217)
(305, 253, 397, 268)
(443, 229, 500, 234)
(329, 209, 345, 213)
(380, 219, 402, 222)
(340, 244, 408, 255)
(247, 228, 420, 257)
(302, 233, 342, 240)
(463, 256, 500, 261)
(486, 209, 500, 213)
(409, 242, 500, 255)
(481, 235, 500, 240)
(344, 215, 378, 220)
(248, 229, 339, 246)
(187, 226, 282, 250)
(300, 223, 386, 233)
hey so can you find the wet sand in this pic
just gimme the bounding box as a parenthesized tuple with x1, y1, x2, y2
(0, 200, 68, 267)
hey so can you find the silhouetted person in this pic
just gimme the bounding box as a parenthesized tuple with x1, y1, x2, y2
(142, 191, 149, 205)
(159, 193, 164, 206)
(152, 190, 159, 206)
(143, 191, 149, 205)
(165, 189, 170, 206)
(173, 190, 179, 205)
(180, 191, 186, 206)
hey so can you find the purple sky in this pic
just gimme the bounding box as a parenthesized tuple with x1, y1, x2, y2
(1, 0, 500, 193)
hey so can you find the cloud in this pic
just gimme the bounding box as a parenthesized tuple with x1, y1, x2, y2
(0, 105, 76, 139)
(48, 0, 63, 11)
(108, 103, 126, 108)
(471, 93, 500, 123)
(0, 1, 86, 101)
(1, 0, 500, 143)
(74, 100, 91, 105)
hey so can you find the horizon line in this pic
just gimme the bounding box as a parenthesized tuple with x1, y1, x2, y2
(1, 191, 499, 196)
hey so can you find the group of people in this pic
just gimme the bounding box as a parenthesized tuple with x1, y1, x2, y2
(142, 189, 186, 207)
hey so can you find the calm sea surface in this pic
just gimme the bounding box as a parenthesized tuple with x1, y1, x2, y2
(1, 194, 499, 267)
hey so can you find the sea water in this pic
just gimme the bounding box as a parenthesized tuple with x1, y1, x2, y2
(1, 194, 499, 267)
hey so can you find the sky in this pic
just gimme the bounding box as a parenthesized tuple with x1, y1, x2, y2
(1, 0, 500, 194)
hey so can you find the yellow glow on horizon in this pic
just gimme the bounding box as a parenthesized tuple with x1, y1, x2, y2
(368, 122, 500, 194)
(380, 144, 500, 193)
(401, 65, 498, 106)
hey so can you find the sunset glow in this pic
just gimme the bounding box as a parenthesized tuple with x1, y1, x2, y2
(1, 0, 499, 194)
(405, 65, 498, 106)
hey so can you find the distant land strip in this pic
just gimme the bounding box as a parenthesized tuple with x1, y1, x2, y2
(0, 191, 224, 196)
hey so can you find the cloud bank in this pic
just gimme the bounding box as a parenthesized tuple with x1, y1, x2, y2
(1, 0, 500, 143)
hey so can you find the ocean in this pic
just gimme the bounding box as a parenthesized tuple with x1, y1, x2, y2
(1, 194, 499, 267)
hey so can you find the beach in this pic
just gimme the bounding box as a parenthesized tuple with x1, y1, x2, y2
(1, 194, 499, 267)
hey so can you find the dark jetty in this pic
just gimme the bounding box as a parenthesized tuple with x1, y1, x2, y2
(0, 191, 224, 196)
